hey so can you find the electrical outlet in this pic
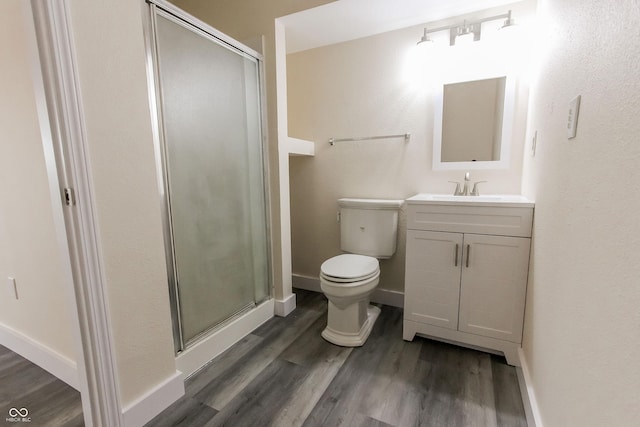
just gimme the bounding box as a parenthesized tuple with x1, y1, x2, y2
(531, 130, 538, 157)
(8, 277, 18, 299)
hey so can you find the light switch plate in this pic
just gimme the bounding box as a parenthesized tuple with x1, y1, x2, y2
(567, 95, 581, 139)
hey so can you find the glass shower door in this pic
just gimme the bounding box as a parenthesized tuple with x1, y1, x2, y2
(152, 10, 269, 349)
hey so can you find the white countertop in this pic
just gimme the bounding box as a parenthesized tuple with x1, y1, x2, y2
(406, 193, 535, 208)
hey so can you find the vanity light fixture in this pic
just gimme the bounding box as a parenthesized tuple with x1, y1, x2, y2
(417, 10, 516, 47)
(416, 28, 434, 46)
(501, 10, 516, 30)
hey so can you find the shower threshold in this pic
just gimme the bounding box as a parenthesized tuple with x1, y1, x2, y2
(175, 298, 275, 378)
(183, 302, 257, 351)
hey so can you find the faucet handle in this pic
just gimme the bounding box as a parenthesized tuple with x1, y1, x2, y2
(471, 181, 487, 196)
(448, 181, 463, 196)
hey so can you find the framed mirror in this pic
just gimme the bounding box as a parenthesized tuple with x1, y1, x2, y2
(432, 74, 515, 170)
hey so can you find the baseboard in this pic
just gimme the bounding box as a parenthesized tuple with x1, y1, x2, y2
(292, 274, 405, 308)
(372, 288, 404, 308)
(121, 370, 184, 427)
(517, 347, 544, 427)
(274, 293, 296, 317)
(291, 274, 320, 293)
(0, 321, 78, 390)
(176, 299, 274, 378)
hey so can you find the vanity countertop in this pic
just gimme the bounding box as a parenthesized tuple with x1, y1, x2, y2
(406, 193, 535, 208)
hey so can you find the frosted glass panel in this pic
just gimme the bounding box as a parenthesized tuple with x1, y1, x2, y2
(155, 14, 269, 344)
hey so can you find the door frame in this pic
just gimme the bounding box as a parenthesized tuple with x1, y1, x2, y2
(29, 1, 123, 425)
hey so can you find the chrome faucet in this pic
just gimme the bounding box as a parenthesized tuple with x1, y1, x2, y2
(449, 172, 487, 196)
(449, 181, 463, 196)
(471, 180, 487, 196)
(462, 172, 471, 196)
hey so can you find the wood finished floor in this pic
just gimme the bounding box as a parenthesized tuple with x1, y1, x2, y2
(0, 344, 83, 427)
(147, 289, 527, 427)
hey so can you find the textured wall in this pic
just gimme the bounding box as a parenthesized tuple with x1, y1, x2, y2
(0, 0, 76, 364)
(67, 0, 177, 405)
(286, 2, 535, 291)
(520, 0, 640, 425)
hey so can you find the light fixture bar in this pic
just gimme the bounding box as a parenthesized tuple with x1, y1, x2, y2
(418, 10, 515, 46)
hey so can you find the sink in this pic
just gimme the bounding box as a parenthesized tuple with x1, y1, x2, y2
(406, 193, 534, 207)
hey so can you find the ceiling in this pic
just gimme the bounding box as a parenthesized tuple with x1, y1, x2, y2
(279, 0, 521, 53)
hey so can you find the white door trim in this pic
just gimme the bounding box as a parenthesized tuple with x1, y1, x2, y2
(29, 1, 123, 425)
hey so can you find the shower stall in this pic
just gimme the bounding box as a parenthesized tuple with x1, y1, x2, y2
(145, 1, 272, 365)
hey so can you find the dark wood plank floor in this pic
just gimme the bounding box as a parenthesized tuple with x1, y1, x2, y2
(0, 344, 83, 426)
(147, 289, 527, 427)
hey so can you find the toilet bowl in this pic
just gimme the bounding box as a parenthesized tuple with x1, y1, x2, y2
(318, 198, 403, 347)
(320, 254, 381, 347)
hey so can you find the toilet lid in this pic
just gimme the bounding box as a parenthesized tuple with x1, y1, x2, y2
(320, 254, 379, 280)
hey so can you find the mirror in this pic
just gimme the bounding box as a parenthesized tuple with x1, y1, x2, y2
(442, 77, 505, 162)
(433, 74, 515, 170)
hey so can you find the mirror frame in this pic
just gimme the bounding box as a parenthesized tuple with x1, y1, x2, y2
(432, 73, 516, 170)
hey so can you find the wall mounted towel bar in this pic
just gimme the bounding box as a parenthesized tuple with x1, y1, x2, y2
(328, 133, 411, 146)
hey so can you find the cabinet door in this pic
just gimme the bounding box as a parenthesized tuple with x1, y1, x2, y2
(458, 234, 530, 342)
(405, 230, 463, 330)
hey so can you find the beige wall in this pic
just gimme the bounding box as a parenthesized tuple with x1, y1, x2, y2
(171, 0, 335, 297)
(0, 0, 76, 364)
(286, 2, 535, 291)
(67, 0, 176, 406)
(520, 0, 640, 425)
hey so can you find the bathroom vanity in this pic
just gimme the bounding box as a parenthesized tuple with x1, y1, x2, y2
(403, 194, 534, 366)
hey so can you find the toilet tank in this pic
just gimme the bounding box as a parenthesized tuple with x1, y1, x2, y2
(338, 198, 404, 258)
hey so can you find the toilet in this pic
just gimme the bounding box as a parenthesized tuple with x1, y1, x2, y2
(320, 198, 403, 346)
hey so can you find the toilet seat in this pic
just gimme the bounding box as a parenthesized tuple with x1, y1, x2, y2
(320, 254, 379, 283)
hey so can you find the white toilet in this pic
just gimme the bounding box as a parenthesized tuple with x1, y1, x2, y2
(320, 198, 403, 347)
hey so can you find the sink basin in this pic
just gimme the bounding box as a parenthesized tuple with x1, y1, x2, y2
(406, 193, 534, 207)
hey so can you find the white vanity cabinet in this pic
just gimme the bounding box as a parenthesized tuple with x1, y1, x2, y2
(403, 194, 534, 366)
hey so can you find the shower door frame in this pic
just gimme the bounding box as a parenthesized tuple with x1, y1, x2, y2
(143, 0, 273, 354)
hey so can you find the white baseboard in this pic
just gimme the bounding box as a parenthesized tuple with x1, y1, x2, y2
(176, 299, 274, 378)
(121, 370, 184, 427)
(0, 321, 78, 390)
(291, 274, 319, 292)
(292, 274, 405, 308)
(517, 347, 544, 427)
(372, 288, 404, 308)
(274, 293, 296, 317)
